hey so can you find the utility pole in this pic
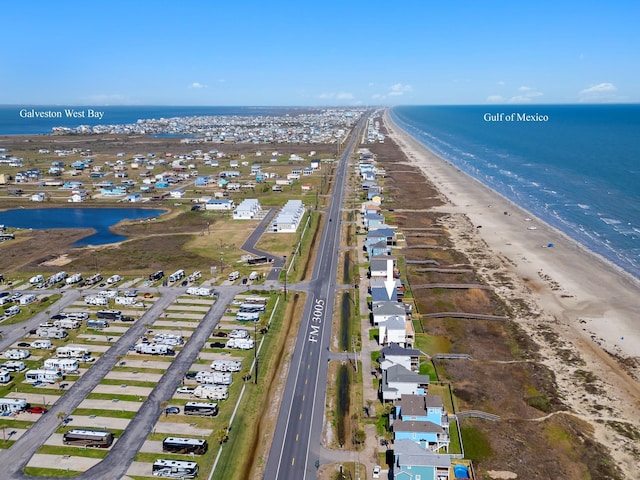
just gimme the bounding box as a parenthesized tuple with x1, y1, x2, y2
(283, 255, 287, 301)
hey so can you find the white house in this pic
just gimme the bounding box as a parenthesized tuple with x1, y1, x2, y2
(30, 193, 46, 202)
(271, 200, 305, 233)
(378, 315, 408, 347)
(205, 199, 235, 211)
(372, 301, 407, 325)
(379, 343, 421, 372)
(380, 364, 430, 402)
(233, 198, 262, 220)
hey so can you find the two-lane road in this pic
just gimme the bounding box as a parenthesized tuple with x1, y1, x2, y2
(264, 113, 368, 479)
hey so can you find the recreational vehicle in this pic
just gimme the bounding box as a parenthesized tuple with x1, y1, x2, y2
(53, 318, 80, 329)
(36, 327, 67, 339)
(43, 358, 79, 374)
(2, 361, 26, 372)
(183, 401, 218, 417)
(168, 269, 185, 282)
(24, 369, 61, 383)
(63, 429, 114, 448)
(56, 345, 90, 358)
(152, 459, 198, 479)
(162, 437, 208, 455)
(134, 344, 175, 356)
(194, 371, 232, 385)
(31, 339, 52, 349)
(192, 385, 229, 400)
(0, 398, 27, 414)
(4, 349, 30, 360)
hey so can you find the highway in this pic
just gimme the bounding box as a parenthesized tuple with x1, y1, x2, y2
(263, 114, 367, 479)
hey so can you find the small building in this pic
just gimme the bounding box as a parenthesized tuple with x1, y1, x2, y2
(271, 200, 305, 233)
(233, 199, 262, 220)
(125, 193, 142, 203)
(205, 199, 235, 211)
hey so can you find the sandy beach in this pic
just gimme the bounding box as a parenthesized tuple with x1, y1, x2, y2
(384, 110, 640, 475)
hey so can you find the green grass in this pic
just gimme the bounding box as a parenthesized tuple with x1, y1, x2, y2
(460, 425, 493, 461)
(419, 360, 438, 381)
(414, 334, 452, 356)
(23, 467, 82, 477)
(86, 392, 146, 402)
(36, 444, 110, 459)
(448, 418, 462, 455)
(71, 408, 138, 419)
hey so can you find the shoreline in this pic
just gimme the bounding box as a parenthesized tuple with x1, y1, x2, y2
(383, 109, 640, 361)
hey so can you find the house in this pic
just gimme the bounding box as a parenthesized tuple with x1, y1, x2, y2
(272, 200, 305, 233)
(392, 439, 451, 480)
(372, 301, 407, 325)
(366, 227, 396, 245)
(369, 255, 398, 278)
(169, 189, 185, 199)
(380, 343, 421, 372)
(395, 394, 449, 432)
(205, 199, 235, 211)
(30, 193, 46, 202)
(366, 239, 391, 257)
(364, 212, 385, 230)
(195, 176, 212, 186)
(371, 285, 398, 304)
(229, 160, 239, 168)
(380, 364, 430, 402)
(233, 198, 262, 220)
(310, 159, 321, 170)
(301, 184, 313, 192)
(250, 164, 262, 175)
(125, 193, 142, 203)
(392, 420, 450, 454)
(370, 278, 405, 298)
(378, 315, 408, 347)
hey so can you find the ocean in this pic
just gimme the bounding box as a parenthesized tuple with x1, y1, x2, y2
(389, 105, 640, 281)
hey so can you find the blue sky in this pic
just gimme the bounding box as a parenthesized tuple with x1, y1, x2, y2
(2, 1, 638, 106)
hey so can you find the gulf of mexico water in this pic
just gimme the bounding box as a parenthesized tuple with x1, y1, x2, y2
(0, 207, 166, 246)
(389, 104, 640, 281)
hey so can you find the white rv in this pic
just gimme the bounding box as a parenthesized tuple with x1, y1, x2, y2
(210, 360, 242, 372)
(36, 327, 67, 339)
(53, 318, 80, 329)
(195, 371, 232, 385)
(0, 398, 27, 413)
(226, 338, 255, 350)
(106, 274, 122, 284)
(65, 273, 83, 285)
(29, 274, 44, 284)
(186, 286, 214, 296)
(4, 349, 30, 360)
(43, 358, 79, 374)
(19, 294, 37, 305)
(32, 339, 52, 349)
(168, 269, 185, 282)
(152, 334, 183, 346)
(236, 311, 260, 321)
(0, 369, 10, 384)
(56, 345, 90, 358)
(227, 271, 240, 281)
(24, 369, 62, 383)
(134, 344, 174, 356)
(193, 385, 229, 400)
(2, 361, 26, 372)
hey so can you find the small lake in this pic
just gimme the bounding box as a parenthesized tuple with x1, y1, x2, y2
(0, 207, 166, 246)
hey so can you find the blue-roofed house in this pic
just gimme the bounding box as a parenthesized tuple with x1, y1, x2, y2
(393, 439, 451, 480)
(365, 212, 385, 230)
(392, 394, 451, 453)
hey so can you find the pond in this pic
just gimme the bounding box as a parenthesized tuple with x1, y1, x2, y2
(0, 207, 166, 246)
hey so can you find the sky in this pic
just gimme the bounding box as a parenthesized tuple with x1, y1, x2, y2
(2, 1, 639, 106)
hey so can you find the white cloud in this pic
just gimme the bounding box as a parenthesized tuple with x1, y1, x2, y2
(486, 86, 543, 104)
(189, 82, 207, 89)
(389, 83, 412, 96)
(579, 83, 622, 103)
(336, 92, 354, 100)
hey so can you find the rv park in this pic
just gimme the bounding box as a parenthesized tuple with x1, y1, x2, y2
(0, 108, 638, 480)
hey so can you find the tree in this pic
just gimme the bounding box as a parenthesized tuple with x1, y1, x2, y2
(353, 429, 366, 445)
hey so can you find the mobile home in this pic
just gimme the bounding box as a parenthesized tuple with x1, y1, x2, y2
(0, 398, 27, 413)
(43, 358, 79, 374)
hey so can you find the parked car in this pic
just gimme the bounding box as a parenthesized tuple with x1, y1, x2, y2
(372, 466, 381, 479)
(143, 293, 154, 298)
(210, 341, 226, 348)
(185, 372, 197, 379)
(165, 406, 180, 415)
(17, 342, 31, 348)
(26, 406, 48, 414)
(213, 331, 228, 337)
(176, 386, 195, 394)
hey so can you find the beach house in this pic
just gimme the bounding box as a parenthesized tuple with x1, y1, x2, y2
(392, 439, 451, 480)
(380, 364, 430, 402)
